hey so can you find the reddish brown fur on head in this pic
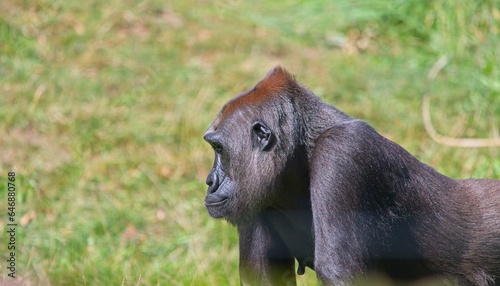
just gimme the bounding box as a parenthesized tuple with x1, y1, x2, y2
(255, 66, 295, 95)
(220, 66, 296, 120)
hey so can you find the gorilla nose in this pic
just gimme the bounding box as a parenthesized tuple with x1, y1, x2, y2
(206, 171, 219, 194)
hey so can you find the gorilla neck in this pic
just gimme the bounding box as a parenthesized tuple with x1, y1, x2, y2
(293, 93, 354, 160)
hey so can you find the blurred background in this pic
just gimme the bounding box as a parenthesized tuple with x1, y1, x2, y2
(0, 0, 499, 285)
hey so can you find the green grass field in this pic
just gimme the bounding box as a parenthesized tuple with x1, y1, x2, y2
(1, 0, 499, 285)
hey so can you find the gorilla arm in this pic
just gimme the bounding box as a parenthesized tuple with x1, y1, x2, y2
(238, 215, 296, 286)
(309, 124, 373, 285)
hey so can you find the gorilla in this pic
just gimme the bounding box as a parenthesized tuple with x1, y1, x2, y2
(203, 66, 500, 285)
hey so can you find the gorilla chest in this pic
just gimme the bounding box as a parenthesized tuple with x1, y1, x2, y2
(267, 209, 315, 271)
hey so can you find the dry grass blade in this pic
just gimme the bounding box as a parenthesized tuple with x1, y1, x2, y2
(423, 56, 500, 147)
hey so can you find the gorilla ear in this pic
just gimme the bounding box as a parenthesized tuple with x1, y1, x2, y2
(252, 121, 275, 151)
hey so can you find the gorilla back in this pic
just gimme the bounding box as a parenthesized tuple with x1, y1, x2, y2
(203, 66, 500, 286)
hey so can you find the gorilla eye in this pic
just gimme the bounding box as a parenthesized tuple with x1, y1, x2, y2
(204, 132, 223, 154)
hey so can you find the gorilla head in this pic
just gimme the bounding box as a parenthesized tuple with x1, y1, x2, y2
(203, 67, 310, 224)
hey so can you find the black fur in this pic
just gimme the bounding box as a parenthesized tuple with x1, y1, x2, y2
(203, 67, 500, 285)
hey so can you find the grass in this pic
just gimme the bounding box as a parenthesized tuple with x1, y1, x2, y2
(0, 0, 499, 285)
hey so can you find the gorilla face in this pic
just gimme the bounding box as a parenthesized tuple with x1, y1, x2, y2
(203, 113, 280, 225)
(203, 129, 235, 219)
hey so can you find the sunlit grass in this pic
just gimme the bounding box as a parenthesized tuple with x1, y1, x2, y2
(0, 0, 498, 284)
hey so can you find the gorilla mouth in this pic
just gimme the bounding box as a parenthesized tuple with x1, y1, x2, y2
(205, 198, 228, 207)
(205, 198, 229, 219)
